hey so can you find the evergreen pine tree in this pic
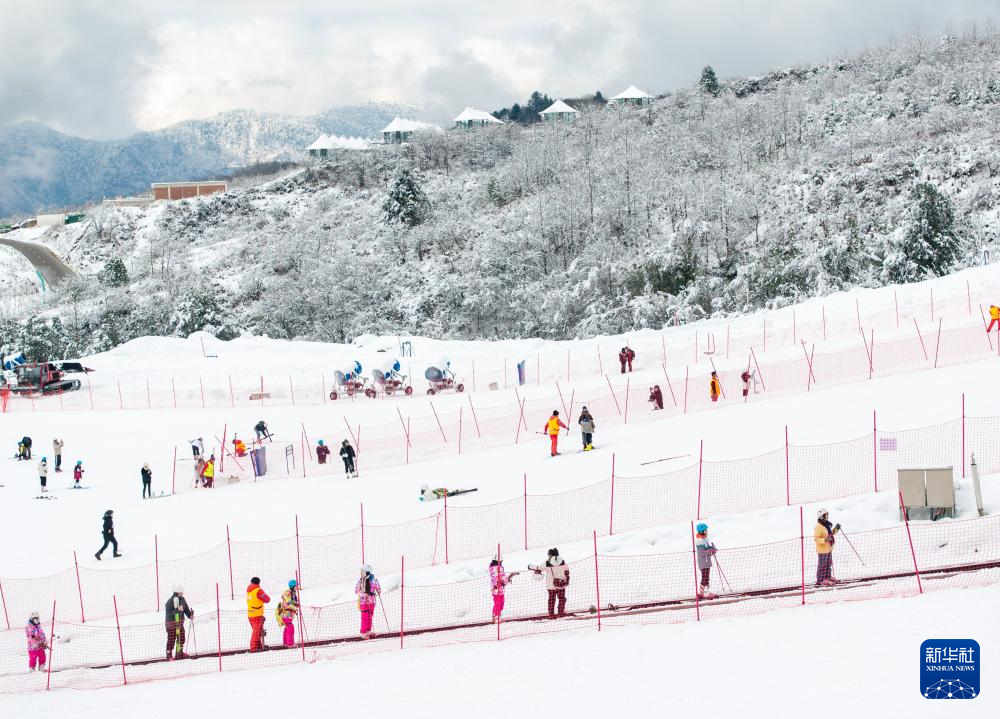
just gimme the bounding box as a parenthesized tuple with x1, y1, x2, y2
(99, 257, 129, 287)
(382, 167, 430, 227)
(699, 65, 720, 96)
(883, 183, 963, 282)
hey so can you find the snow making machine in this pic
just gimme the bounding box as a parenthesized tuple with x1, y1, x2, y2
(424, 359, 464, 395)
(329, 361, 375, 400)
(371, 359, 413, 397)
(1, 362, 83, 396)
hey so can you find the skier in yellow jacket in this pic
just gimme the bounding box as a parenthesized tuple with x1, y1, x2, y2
(814, 509, 841, 586)
(543, 410, 568, 457)
(988, 304, 999, 333)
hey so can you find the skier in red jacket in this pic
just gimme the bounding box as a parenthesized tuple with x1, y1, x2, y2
(649, 385, 664, 410)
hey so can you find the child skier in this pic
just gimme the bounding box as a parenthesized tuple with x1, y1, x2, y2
(165, 586, 193, 660)
(529, 548, 570, 618)
(315, 439, 330, 465)
(38, 457, 48, 493)
(340, 440, 357, 477)
(25, 611, 48, 671)
(578, 407, 596, 451)
(649, 385, 664, 410)
(73, 460, 84, 488)
(710, 371, 721, 402)
(695, 523, 719, 599)
(489, 558, 517, 622)
(814, 509, 841, 586)
(355, 566, 380, 638)
(275, 579, 300, 647)
(987, 304, 999, 333)
(543, 410, 568, 457)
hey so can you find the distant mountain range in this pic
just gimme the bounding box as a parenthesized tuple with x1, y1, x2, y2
(0, 103, 411, 218)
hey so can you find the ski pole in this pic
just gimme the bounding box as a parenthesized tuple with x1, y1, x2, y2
(713, 555, 732, 593)
(837, 528, 866, 567)
(377, 593, 390, 631)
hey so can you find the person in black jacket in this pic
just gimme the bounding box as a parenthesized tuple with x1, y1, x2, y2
(340, 440, 357, 477)
(165, 586, 194, 659)
(141, 463, 153, 498)
(94, 510, 120, 560)
(21, 436, 32, 460)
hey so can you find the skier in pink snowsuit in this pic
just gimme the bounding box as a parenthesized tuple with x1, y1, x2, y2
(355, 566, 380, 637)
(489, 559, 511, 621)
(25, 612, 47, 671)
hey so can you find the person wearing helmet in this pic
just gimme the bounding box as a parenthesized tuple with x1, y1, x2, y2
(141, 463, 153, 498)
(988, 304, 999, 333)
(315, 439, 330, 465)
(814, 509, 841, 586)
(275, 579, 300, 647)
(528, 548, 570, 618)
(72, 460, 84, 488)
(340, 440, 357, 477)
(94, 510, 120, 560)
(26, 611, 48, 671)
(578, 407, 596, 451)
(543, 410, 568, 457)
(52, 438, 64, 472)
(695, 523, 719, 599)
(489, 558, 519, 623)
(710, 371, 721, 403)
(254, 421, 271, 443)
(37, 457, 48, 493)
(233, 435, 247, 458)
(246, 577, 271, 652)
(355, 566, 380, 638)
(165, 585, 194, 660)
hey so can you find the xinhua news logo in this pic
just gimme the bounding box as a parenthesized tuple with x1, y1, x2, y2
(920, 639, 980, 699)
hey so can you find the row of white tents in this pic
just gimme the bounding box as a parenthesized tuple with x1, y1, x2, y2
(307, 84, 655, 154)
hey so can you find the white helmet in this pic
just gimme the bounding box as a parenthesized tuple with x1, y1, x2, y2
(29, 611, 40, 620)
(817, 508, 828, 518)
(360, 564, 373, 576)
(172, 585, 184, 594)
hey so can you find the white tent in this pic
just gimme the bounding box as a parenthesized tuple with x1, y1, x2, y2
(609, 85, 653, 105)
(539, 99, 581, 121)
(452, 107, 503, 128)
(381, 118, 441, 143)
(307, 134, 370, 156)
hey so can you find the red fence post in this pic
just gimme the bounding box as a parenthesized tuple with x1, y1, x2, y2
(296, 570, 306, 661)
(154, 534, 160, 611)
(785, 426, 791, 506)
(458, 406, 463, 455)
(690, 522, 701, 621)
(523, 474, 528, 551)
(933, 318, 943, 368)
(468, 394, 481, 437)
(683, 365, 689, 413)
(913, 318, 928, 361)
(295, 515, 302, 588)
(623, 377, 630, 425)
(300, 435, 306, 478)
(696, 440, 704, 520)
(226, 525, 234, 600)
(360, 503, 366, 565)
(229, 375, 235, 407)
(113, 595, 127, 685)
(799, 506, 805, 605)
(399, 556, 405, 649)
(961, 393, 966, 478)
(749, 347, 767, 391)
(593, 530, 602, 632)
(899, 492, 923, 594)
(171, 445, 177, 495)
(220, 423, 227, 474)
(216, 583, 222, 672)
(444, 492, 449, 565)
(46, 600, 56, 690)
(0, 578, 9, 629)
(73, 551, 85, 623)
(605, 376, 622, 415)
(873, 410, 878, 493)
(609, 453, 616, 536)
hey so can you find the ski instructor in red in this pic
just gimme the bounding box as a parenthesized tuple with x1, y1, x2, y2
(543, 410, 568, 456)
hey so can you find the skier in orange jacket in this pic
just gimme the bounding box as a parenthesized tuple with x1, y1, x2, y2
(543, 410, 568, 457)
(710, 372, 721, 403)
(988, 305, 999, 333)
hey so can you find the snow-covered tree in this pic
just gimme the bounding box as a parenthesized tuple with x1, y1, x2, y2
(883, 183, 963, 282)
(382, 167, 430, 226)
(699, 66, 721, 96)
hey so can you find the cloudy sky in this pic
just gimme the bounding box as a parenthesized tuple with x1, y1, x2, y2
(1, 0, 996, 139)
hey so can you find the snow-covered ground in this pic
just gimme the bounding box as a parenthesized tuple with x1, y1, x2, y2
(3, 583, 995, 717)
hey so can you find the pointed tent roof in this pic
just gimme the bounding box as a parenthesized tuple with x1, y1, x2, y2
(539, 99, 580, 116)
(381, 117, 441, 134)
(452, 106, 503, 123)
(610, 85, 653, 101)
(306, 134, 331, 150)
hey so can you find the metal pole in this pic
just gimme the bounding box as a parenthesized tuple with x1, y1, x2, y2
(226, 525, 234, 600)
(216, 583, 222, 672)
(593, 531, 602, 631)
(690, 522, 701, 621)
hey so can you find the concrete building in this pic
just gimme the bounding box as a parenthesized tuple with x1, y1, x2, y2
(452, 106, 503, 130)
(151, 181, 228, 201)
(539, 99, 581, 122)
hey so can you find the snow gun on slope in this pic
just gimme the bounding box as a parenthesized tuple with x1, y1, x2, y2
(329, 361, 374, 400)
(370, 359, 413, 397)
(424, 359, 464, 396)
